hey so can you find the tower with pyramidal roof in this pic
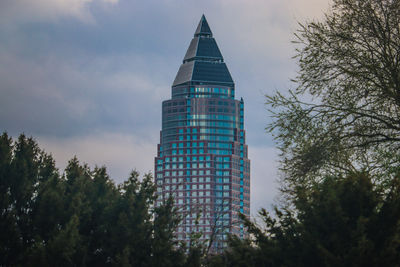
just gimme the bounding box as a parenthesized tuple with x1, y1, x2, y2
(154, 15, 250, 251)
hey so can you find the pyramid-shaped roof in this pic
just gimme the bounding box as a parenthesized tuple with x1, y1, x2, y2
(173, 15, 234, 87)
(194, 14, 212, 37)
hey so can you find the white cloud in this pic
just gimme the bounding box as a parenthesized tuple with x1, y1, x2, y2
(0, 0, 119, 25)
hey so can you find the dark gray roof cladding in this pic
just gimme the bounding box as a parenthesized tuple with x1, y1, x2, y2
(172, 15, 234, 87)
(172, 61, 194, 86)
(196, 38, 223, 59)
(183, 37, 223, 63)
(191, 61, 233, 84)
(195, 15, 212, 37)
(183, 38, 198, 62)
(172, 60, 233, 87)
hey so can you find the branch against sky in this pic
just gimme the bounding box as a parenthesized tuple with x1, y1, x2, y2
(266, 0, 400, 197)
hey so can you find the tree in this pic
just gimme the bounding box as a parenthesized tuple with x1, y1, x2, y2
(0, 133, 193, 266)
(217, 1, 400, 265)
(215, 172, 400, 266)
(0, 133, 59, 265)
(266, 0, 400, 198)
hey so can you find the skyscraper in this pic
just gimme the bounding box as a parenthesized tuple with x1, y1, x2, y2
(154, 15, 250, 251)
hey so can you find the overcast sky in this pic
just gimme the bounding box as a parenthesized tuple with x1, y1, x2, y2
(0, 0, 330, 216)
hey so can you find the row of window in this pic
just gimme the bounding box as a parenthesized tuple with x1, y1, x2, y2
(208, 142, 232, 148)
(187, 114, 236, 121)
(157, 177, 234, 184)
(163, 108, 185, 114)
(162, 133, 235, 142)
(163, 120, 237, 130)
(188, 120, 236, 128)
(164, 107, 238, 114)
(159, 183, 219, 191)
(190, 93, 233, 99)
(215, 171, 231, 176)
(159, 189, 233, 199)
(156, 171, 244, 179)
(163, 100, 185, 107)
(169, 148, 205, 155)
(177, 226, 212, 233)
(172, 142, 205, 148)
(157, 171, 236, 178)
(163, 162, 212, 169)
(200, 128, 233, 135)
(160, 191, 212, 198)
(159, 155, 231, 163)
(160, 169, 213, 176)
(165, 148, 237, 156)
(207, 149, 231, 155)
(172, 86, 234, 95)
(164, 142, 233, 151)
(175, 196, 212, 203)
(157, 165, 236, 174)
(192, 87, 233, 95)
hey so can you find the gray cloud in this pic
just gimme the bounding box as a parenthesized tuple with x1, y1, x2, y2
(37, 133, 156, 182)
(0, 0, 330, 213)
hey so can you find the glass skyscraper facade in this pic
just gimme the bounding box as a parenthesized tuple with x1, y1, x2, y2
(154, 15, 250, 251)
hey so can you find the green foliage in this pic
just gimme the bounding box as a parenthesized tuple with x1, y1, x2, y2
(216, 172, 400, 266)
(152, 197, 185, 267)
(266, 0, 400, 196)
(219, 1, 400, 266)
(0, 133, 188, 266)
